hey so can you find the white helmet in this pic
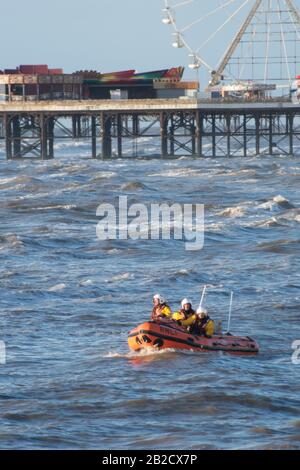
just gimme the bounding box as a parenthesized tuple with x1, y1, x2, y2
(153, 294, 165, 304)
(197, 307, 208, 316)
(181, 298, 192, 308)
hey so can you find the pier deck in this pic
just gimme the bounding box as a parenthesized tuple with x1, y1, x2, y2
(0, 99, 300, 159)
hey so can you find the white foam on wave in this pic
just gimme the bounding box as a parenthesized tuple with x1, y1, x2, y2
(0, 175, 35, 184)
(78, 279, 93, 287)
(106, 248, 123, 255)
(205, 222, 226, 232)
(148, 168, 201, 178)
(0, 234, 24, 251)
(54, 141, 88, 150)
(48, 283, 67, 292)
(258, 195, 294, 211)
(103, 348, 178, 359)
(252, 217, 280, 228)
(106, 272, 135, 283)
(90, 171, 117, 181)
(34, 204, 77, 211)
(218, 206, 246, 218)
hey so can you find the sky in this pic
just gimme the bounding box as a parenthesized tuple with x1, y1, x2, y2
(0, 0, 189, 75)
(1, 1, 297, 85)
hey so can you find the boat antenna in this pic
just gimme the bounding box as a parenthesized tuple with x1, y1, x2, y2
(226, 291, 234, 334)
(199, 285, 207, 310)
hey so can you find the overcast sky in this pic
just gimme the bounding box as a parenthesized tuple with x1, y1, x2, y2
(0, 0, 189, 74)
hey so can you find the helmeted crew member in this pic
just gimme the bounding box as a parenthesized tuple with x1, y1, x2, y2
(172, 298, 196, 325)
(151, 294, 172, 321)
(190, 308, 215, 337)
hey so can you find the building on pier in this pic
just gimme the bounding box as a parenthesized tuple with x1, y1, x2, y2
(0, 65, 198, 102)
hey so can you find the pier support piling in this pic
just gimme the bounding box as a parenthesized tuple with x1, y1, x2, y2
(100, 113, 112, 159)
(117, 114, 123, 158)
(91, 116, 97, 158)
(196, 111, 203, 157)
(160, 112, 168, 158)
(5, 115, 12, 159)
(255, 115, 260, 156)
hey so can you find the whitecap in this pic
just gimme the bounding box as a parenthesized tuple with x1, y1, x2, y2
(106, 273, 135, 283)
(258, 195, 294, 211)
(252, 217, 281, 228)
(0, 234, 24, 250)
(48, 283, 67, 292)
(103, 348, 178, 359)
(218, 206, 246, 218)
(148, 168, 201, 178)
(121, 181, 146, 190)
(78, 279, 93, 287)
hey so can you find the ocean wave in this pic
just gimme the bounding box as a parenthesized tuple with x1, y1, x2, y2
(47, 283, 67, 292)
(255, 239, 300, 253)
(0, 175, 40, 187)
(251, 217, 282, 228)
(103, 348, 178, 359)
(78, 279, 93, 287)
(0, 234, 24, 251)
(217, 169, 258, 178)
(205, 222, 227, 233)
(277, 209, 300, 224)
(105, 272, 135, 283)
(258, 195, 294, 211)
(90, 172, 117, 182)
(121, 181, 147, 190)
(148, 168, 201, 178)
(33, 204, 77, 212)
(218, 206, 246, 218)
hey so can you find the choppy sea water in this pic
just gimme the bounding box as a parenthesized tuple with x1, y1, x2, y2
(0, 138, 300, 450)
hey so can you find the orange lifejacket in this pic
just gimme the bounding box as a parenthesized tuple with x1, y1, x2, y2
(151, 303, 172, 321)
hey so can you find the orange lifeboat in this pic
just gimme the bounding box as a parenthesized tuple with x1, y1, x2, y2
(128, 319, 259, 355)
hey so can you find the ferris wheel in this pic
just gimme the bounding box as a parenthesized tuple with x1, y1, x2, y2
(162, 0, 300, 88)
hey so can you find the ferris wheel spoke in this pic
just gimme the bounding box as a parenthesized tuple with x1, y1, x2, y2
(239, 24, 258, 80)
(181, 0, 240, 34)
(168, 0, 194, 9)
(264, 0, 272, 82)
(195, 0, 251, 53)
(277, 0, 291, 82)
(286, 1, 300, 41)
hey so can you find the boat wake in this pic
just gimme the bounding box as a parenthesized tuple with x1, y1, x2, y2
(103, 347, 179, 360)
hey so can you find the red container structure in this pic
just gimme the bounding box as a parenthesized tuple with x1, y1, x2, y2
(34, 65, 49, 74)
(49, 68, 63, 75)
(20, 65, 49, 74)
(19, 65, 34, 74)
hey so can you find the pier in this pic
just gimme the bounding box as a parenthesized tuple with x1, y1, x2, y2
(1, 99, 300, 159)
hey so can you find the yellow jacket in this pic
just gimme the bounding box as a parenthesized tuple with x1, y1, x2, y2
(181, 314, 197, 328)
(204, 319, 215, 337)
(172, 311, 186, 322)
(181, 315, 215, 336)
(161, 305, 172, 318)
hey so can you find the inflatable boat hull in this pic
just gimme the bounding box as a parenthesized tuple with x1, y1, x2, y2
(128, 320, 259, 355)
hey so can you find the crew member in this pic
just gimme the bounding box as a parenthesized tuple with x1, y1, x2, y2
(151, 294, 172, 321)
(172, 298, 196, 327)
(191, 308, 215, 337)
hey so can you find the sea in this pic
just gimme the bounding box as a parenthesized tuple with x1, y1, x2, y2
(0, 138, 300, 450)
